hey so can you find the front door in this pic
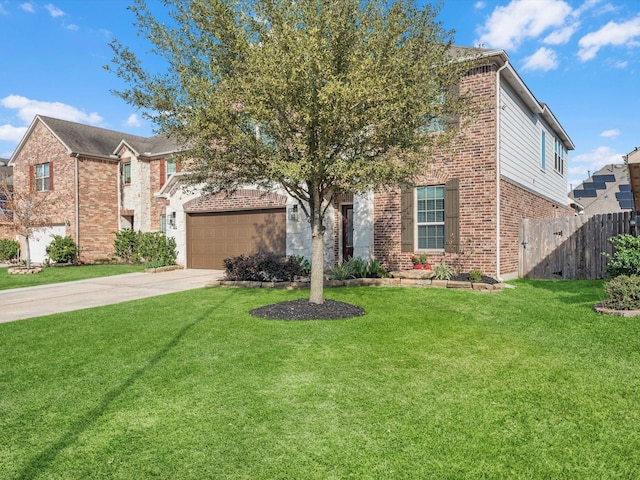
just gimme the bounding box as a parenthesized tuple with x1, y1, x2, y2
(342, 204, 354, 261)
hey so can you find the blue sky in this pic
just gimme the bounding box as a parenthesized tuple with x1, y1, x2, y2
(1, 0, 639, 190)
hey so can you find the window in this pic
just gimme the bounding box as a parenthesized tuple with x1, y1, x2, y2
(160, 214, 166, 234)
(416, 185, 445, 249)
(540, 131, 546, 170)
(122, 162, 131, 184)
(554, 138, 565, 175)
(35, 163, 50, 191)
(166, 158, 177, 182)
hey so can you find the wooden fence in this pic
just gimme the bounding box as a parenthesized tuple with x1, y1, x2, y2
(519, 212, 633, 279)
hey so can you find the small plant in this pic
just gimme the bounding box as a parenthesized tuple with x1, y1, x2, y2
(432, 261, 453, 280)
(328, 262, 354, 280)
(114, 229, 139, 263)
(0, 238, 19, 262)
(603, 234, 640, 277)
(411, 255, 420, 265)
(45, 235, 77, 263)
(603, 275, 640, 310)
(469, 269, 483, 283)
(419, 253, 428, 265)
(295, 256, 311, 275)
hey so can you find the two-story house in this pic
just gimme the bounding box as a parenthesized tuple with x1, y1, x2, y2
(9, 47, 574, 280)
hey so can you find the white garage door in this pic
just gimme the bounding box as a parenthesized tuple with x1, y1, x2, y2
(28, 225, 66, 264)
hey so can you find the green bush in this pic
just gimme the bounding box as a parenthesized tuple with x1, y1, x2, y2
(45, 235, 77, 263)
(603, 234, 640, 277)
(224, 252, 303, 282)
(469, 269, 483, 283)
(114, 229, 139, 263)
(113, 230, 177, 266)
(327, 257, 389, 280)
(432, 261, 453, 280)
(0, 238, 19, 262)
(603, 275, 640, 310)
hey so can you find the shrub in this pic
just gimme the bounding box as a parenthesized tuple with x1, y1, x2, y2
(469, 269, 483, 283)
(432, 261, 453, 280)
(603, 234, 640, 277)
(603, 275, 640, 310)
(294, 256, 311, 275)
(0, 238, 19, 262)
(114, 229, 139, 263)
(45, 235, 77, 263)
(327, 257, 389, 280)
(224, 252, 303, 282)
(113, 230, 177, 266)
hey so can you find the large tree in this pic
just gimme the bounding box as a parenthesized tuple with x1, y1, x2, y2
(108, 0, 476, 304)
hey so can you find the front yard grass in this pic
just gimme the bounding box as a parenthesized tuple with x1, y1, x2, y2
(0, 264, 145, 290)
(1, 279, 639, 479)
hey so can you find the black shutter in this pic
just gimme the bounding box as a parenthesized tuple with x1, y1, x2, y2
(445, 178, 459, 253)
(400, 186, 414, 253)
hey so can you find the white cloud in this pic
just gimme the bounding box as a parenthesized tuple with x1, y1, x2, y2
(521, 47, 559, 71)
(601, 129, 620, 138)
(20, 3, 35, 13)
(125, 114, 141, 127)
(613, 60, 628, 68)
(474, 1, 486, 9)
(476, 0, 572, 50)
(578, 15, 640, 61)
(66, 23, 79, 31)
(544, 23, 579, 44)
(1, 95, 103, 125)
(569, 146, 624, 187)
(45, 3, 64, 18)
(0, 5, 7, 15)
(0, 124, 28, 143)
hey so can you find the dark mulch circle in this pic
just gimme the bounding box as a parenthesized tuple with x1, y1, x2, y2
(250, 299, 366, 320)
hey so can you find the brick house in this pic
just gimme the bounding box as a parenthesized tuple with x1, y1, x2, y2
(8, 47, 574, 279)
(8, 115, 178, 263)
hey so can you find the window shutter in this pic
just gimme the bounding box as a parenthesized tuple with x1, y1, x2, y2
(445, 178, 459, 253)
(29, 165, 34, 191)
(400, 185, 414, 253)
(160, 159, 166, 184)
(49, 162, 54, 191)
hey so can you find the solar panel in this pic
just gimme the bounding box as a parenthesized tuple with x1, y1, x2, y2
(574, 189, 597, 198)
(619, 184, 632, 192)
(618, 199, 634, 210)
(616, 191, 633, 200)
(583, 183, 597, 190)
(592, 174, 616, 183)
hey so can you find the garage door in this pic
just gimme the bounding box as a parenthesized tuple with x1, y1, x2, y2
(187, 208, 286, 269)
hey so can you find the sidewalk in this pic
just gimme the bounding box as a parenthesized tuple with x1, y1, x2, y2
(0, 269, 225, 323)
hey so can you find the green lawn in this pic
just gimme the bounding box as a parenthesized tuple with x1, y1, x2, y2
(0, 264, 145, 290)
(1, 280, 639, 479)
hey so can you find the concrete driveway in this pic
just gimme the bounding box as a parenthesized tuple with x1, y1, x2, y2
(0, 268, 224, 323)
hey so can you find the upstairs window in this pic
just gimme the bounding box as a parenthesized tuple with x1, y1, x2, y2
(35, 163, 51, 191)
(554, 138, 566, 175)
(540, 131, 546, 170)
(166, 158, 177, 181)
(122, 162, 131, 185)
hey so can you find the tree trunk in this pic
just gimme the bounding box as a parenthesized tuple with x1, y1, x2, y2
(308, 185, 325, 305)
(24, 236, 31, 270)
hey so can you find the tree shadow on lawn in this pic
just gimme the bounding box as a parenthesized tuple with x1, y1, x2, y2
(513, 278, 605, 308)
(15, 294, 232, 480)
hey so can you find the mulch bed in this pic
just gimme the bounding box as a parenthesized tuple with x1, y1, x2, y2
(250, 299, 366, 320)
(451, 273, 500, 285)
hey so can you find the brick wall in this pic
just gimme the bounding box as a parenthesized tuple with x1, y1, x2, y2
(150, 158, 169, 230)
(77, 158, 119, 260)
(374, 63, 499, 275)
(183, 189, 287, 212)
(499, 178, 572, 277)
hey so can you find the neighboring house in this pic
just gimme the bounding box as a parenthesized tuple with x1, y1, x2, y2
(625, 147, 640, 214)
(569, 164, 633, 215)
(0, 158, 13, 241)
(8, 116, 178, 263)
(9, 47, 574, 279)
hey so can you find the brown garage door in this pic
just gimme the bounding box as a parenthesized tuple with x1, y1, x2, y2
(187, 208, 286, 269)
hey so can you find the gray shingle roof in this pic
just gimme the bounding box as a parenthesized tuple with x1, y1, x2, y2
(38, 115, 178, 158)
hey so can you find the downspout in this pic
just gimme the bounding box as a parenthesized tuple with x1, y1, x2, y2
(495, 61, 508, 282)
(73, 154, 80, 257)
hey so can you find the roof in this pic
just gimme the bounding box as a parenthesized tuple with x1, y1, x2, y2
(9, 115, 179, 164)
(569, 164, 632, 214)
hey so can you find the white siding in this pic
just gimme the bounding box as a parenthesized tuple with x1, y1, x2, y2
(499, 81, 568, 205)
